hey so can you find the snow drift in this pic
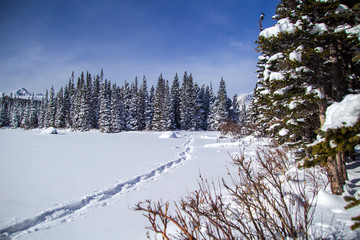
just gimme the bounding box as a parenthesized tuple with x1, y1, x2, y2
(158, 131, 177, 139)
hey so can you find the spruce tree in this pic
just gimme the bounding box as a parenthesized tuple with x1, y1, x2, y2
(74, 73, 92, 131)
(152, 74, 166, 131)
(63, 85, 71, 128)
(193, 83, 204, 130)
(180, 72, 196, 130)
(110, 83, 124, 132)
(254, 0, 360, 194)
(45, 86, 56, 128)
(145, 86, 155, 130)
(98, 80, 112, 133)
(163, 80, 172, 130)
(123, 81, 131, 131)
(208, 78, 230, 130)
(85, 71, 96, 129)
(38, 90, 48, 128)
(138, 76, 149, 130)
(170, 73, 181, 129)
(0, 94, 9, 127)
(29, 94, 38, 128)
(10, 98, 21, 128)
(67, 73, 76, 128)
(128, 78, 140, 131)
(91, 75, 100, 129)
(204, 84, 215, 130)
(55, 88, 65, 128)
(21, 103, 31, 129)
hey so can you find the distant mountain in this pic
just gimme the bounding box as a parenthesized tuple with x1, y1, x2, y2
(12, 88, 32, 98)
(236, 92, 253, 123)
(236, 93, 253, 111)
(1, 88, 44, 100)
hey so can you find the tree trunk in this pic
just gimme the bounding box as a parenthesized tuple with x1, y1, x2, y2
(325, 155, 345, 195)
(318, 85, 327, 127)
(329, 41, 346, 102)
(337, 152, 348, 183)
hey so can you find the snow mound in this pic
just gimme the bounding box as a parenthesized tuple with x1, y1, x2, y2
(317, 190, 346, 211)
(321, 94, 360, 131)
(159, 131, 177, 139)
(41, 127, 58, 134)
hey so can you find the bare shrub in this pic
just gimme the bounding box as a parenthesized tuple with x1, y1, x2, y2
(135, 148, 326, 240)
(219, 120, 256, 140)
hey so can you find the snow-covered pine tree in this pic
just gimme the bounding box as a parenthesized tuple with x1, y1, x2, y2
(138, 76, 149, 130)
(98, 79, 112, 133)
(162, 80, 173, 130)
(123, 81, 131, 131)
(28, 94, 38, 128)
(254, 0, 360, 194)
(91, 74, 100, 129)
(63, 85, 71, 128)
(208, 78, 230, 130)
(72, 74, 83, 129)
(45, 86, 56, 128)
(201, 84, 211, 130)
(67, 73, 76, 128)
(10, 98, 21, 128)
(204, 83, 214, 130)
(110, 83, 124, 132)
(128, 78, 140, 131)
(193, 83, 206, 130)
(145, 86, 155, 130)
(20, 101, 30, 129)
(152, 74, 166, 131)
(170, 73, 181, 129)
(55, 87, 65, 128)
(38, 90, 48, 128)
(85, 71, 97, 130)
(76, 73, 92, 131)
(180, 72, 196, 130)
(0, 94, 9, 127)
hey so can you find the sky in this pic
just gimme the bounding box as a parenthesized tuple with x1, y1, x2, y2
(0, 0, 279, 97)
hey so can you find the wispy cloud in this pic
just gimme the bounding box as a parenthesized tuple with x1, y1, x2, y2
(0, 0, 273, 96)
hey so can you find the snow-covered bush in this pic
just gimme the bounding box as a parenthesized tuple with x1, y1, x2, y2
(41, 127, 58, 134)
(158, 131, 178, 139)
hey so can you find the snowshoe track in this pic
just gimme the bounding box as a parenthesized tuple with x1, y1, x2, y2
(0, 134, 193, 239)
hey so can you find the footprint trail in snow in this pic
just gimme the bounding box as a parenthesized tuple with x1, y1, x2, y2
(0, 134, 193, 239)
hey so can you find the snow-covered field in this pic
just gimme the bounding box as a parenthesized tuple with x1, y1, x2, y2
(0, 129, 359, 239)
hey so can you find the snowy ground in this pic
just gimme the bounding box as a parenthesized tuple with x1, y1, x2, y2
(0, 129, 359, 239)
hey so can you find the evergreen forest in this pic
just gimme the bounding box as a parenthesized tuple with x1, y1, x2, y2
(0, 71, 244, 133)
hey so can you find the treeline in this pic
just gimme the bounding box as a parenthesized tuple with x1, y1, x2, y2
(0, 70, 245, 132)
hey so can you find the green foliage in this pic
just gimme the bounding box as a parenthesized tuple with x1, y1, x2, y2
(306, 119, 360, 167)
(344, 194, 360, 230)
(253, 0, 360, 151)
(352, 54, 360, 63)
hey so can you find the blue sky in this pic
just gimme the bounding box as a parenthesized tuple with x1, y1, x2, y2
(0, 0, 278, 96)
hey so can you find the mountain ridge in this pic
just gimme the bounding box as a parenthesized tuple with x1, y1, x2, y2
(1, 88, 44, 100)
